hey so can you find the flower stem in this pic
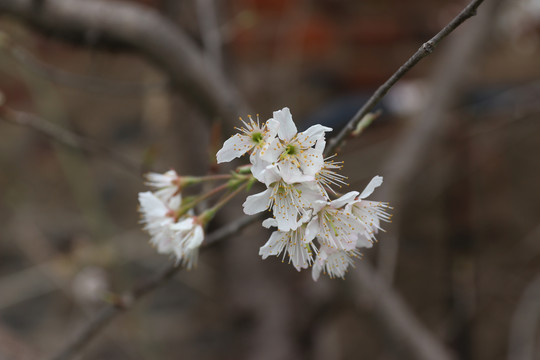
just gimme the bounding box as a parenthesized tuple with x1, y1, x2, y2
(200, 181, 249, 223)
(196, 174, 232, 182)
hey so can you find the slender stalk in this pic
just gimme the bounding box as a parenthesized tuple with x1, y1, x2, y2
(212, 181, 249, 212)
(324, 0, 485, 156)
(196, 174, 232, 181)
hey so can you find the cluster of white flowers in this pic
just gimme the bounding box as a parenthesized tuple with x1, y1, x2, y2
(216, 107, 391, 280)
(138, 171, 204, 269)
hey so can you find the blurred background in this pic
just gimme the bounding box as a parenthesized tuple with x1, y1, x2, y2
(0, 0, 539, 359)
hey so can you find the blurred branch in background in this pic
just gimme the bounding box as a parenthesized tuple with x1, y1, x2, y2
(0, 31, 168, 96)
(0, 105, 141, 175)
(196, 0, 223, 71)
(376, 0, 506, 283)
(0, 0, 249, 119)
(508, 271, 540, 360)
(47, 214, 259, 360)
(324, 0, 486, 157)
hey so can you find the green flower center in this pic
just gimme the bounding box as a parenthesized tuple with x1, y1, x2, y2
(251, 132, 263, 144)
(285, 144, 297, 155)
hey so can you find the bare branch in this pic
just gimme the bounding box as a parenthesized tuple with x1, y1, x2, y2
(46, 214, 260, 360)
(376, 0, 505, 282)
(0, 106, 141, 174)
(0, 0, 249, 119)
(353, 261, 456, 360)
(508, 272, 540, 360)
(324, 0, 485, 156)
(7, 39, 168, 96)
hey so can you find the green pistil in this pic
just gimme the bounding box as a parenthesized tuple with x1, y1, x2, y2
(326, 215, 339, 237)
(251, 132, 263, 144)
(285, 144, 297, 155)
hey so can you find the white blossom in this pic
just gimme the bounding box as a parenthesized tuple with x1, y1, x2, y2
(144, 170, 181, 201)
(305, 196, 364, 251)
(170, 217, 205, 269)
(138, 191, 180, 254)
(314, 155, 348, 199)
(346, 176, 391, 243)
(243, 176, 324, 231)
(259, 217, 317, 271)
(216, 115, 279, 164)
(312, 245, 360, 281)
(262, 107, 331, 184)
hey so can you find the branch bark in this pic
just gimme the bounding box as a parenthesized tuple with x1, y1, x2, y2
(324, 0, 485, 157)
(47, 215, 259, 360)
(0, 0, 249, 119)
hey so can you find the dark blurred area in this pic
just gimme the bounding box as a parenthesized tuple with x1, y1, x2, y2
(1, 0, 540, 359)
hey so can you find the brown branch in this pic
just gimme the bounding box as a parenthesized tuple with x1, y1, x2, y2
(0, 0, 249, 119)
(8, 40, 168, 96)
(375, 0, 504, 283)
(46, 214, 259, 360)
(353, 261, 456, 360)
(324, 0, 485, 156)
(0, 106, 141, 175)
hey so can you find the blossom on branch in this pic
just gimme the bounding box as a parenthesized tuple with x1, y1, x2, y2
(138, 106, 391, 280)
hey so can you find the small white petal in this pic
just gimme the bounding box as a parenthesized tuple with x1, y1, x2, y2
(265, 118, 280, 139)
(305, 216, 320, 242)
(279, 161, 309, 184)
(261, 138, 285, 163)
(243, 188, 272, 215)
(170, 218, 194, 231)
(259, 231, 287, 259)
(359, 175, 383, 199)
(298, 147, 324, 177)
(187, 225, 204, 249)
(297, 124, 332, 147)
(216, 134, 253, 163)
(273, 107, 297, 141)
(262, 218, 278, 229)
(329, 191, 359, 209)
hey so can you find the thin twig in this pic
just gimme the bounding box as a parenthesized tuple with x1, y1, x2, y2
(0, 0, 250, 119)
(324, 0, 485, 156)
(0, 31, 168, 96)
(196, 0, 223, 70)
(507, 271, 540, 360)
(375, 0, 503, 283)
(353, 261, 456, 360)
(0, 107, 141, 175)
(47, 214, 259, 360)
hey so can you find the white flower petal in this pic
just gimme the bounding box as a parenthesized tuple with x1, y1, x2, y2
(298, 147, 324, 177)
(243, 188, 272, 215)
(329, 191, 359, 209)
(261, 138, 285, 163)
(187, 225, 204, 249)
(216, 134, 253, 163)
(305, 216, 320, 242)
(138, 191, 169, 217)
(273, 107, 297, 141)
(359, 175, 383, 199)
(265, 118, 280, 139)
(297, 124, 332, 147)
(356, 236, 373, 249)
(262, 218, 278, 229)
(278, 160, 307, 184)
(259, 231, 287, 259)
(170, 218, 195, 231)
